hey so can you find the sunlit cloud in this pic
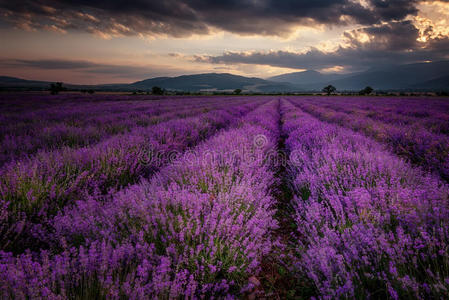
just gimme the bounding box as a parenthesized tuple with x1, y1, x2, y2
(415, 1, 449, 43)
(320, 65, 346, 73)
(196, 19, 449, 72)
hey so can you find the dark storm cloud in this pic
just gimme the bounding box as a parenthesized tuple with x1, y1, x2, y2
(343, 20, 420, 51)
(0, 0, 421, 37)
(0, 59, 155, 77)
(197, 21, 449, 71)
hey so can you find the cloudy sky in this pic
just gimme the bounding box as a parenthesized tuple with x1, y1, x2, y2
(1, 0, 448, 84)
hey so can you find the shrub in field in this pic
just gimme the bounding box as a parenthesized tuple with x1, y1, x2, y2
(49, 82, 65, 95)
(359, 86, 373, 95)
(152, 86, 164, 95)
(322, 85, 336, 96)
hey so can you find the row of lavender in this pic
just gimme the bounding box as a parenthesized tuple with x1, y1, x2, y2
(0, 97, 265, 254)
(0, 99, 280, 298)
(0, 96, 251, 165)
(281, 99, 449, 298)
(290, 97, 449, 181)
(302, 96, 449, 135)
(0, 93, 217, 115)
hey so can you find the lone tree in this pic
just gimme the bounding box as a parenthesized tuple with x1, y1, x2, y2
(359, 86, 374, 95)
(234, 88, 242, 95)
(152, 86, 164, 95)
(322, 85, 336, 96)
(50, 82, 65, 95)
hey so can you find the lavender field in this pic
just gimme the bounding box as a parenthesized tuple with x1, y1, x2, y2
(1, 93, 449, 299)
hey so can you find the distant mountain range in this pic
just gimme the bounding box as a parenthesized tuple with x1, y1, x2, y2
(268, 70, 350, 86)
(129, 73, 294, 92)
(1, 61, 449, 92)
(268, 61, 449, 91)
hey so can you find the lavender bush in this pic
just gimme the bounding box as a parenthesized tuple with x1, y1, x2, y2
(282, 99, 449, 298)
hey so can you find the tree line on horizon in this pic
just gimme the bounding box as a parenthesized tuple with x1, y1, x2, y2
(46, 82, 405, 97)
